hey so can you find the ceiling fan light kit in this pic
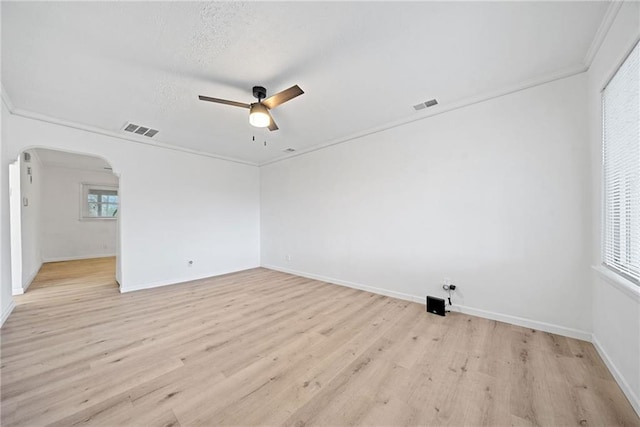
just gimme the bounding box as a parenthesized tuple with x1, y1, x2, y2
(249, 103, 270, 128)
(199, 84, 304, 132)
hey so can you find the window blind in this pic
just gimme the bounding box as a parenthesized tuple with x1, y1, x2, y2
(602, 40, 640, 285)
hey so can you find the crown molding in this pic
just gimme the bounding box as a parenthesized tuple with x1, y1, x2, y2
(1, 4, 621, 169)
(4, 9, 607, 170)
(4, 102, 258, 167)
(260, 64, 588, 167)
(4, 80, 256, 166)
(261, 2, 626, 167)
(5, 64, 588, 170)
(10, 107, 257, 166)
(2, 84, 258, 167)
(1, 84, 15, 112)
(584, 1, 624, 68)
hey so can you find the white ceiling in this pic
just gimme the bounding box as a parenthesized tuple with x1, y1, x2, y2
(3, 2, 609, 165)
(33, 148, 113, 173)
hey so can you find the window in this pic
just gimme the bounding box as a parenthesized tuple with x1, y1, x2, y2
(81, 184, 118, 219)
(602, 40, 640, 285)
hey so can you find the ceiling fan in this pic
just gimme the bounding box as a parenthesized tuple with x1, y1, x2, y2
(199, 85, 304, 131)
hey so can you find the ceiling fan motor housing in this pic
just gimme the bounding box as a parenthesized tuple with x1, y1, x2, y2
(253, 86, 267, 101)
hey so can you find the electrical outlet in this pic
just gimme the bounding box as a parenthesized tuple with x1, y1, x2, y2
(286, 255, 291, 262)
(443, 277, 457, 292)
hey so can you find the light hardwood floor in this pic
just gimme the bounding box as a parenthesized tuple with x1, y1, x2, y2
(1, 258, 638, 426)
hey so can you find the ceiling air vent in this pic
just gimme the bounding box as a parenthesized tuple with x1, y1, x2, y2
(283, 148, 296, 153)
(122, 122, 159, 138)
(413, 99, 438, 111)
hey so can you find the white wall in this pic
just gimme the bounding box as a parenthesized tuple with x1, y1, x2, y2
(3, 113, 261, 293)
(19, 149, 42, 291)
(1, 97, 14, 326)
(587, 1, 640, 415)
(9, 159, 22, 294)
(41, 165, 118, 262)
(262, 73, 591, 339)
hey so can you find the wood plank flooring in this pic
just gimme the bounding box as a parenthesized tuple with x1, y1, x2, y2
(1, 258, 638, 426)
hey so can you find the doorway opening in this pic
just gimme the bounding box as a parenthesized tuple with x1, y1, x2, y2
(9, 148, 121, 296)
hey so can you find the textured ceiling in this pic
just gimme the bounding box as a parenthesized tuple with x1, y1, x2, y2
(2, 2, 608, 165)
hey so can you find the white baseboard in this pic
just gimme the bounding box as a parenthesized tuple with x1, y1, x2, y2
(262, 264, 425, 304)
(451, 303, 591, 341)
(262, 264, 592, 342)
(1, 300, 16, 328)
(42, 254, 116, 263)
(120, 277, 197, 293)
(19, 262, 42, 295)
(592, 335, 640, 417)
(119, 265, 260, 293)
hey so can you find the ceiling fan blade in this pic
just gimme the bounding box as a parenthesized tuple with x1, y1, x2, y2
(262, 85, 304, 110)
(198, 95, 250, 109)
(266, 110, 279, 131)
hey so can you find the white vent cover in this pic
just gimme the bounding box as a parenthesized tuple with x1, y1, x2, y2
(413, 99, 438, 111)
(122, 122, 159, 138)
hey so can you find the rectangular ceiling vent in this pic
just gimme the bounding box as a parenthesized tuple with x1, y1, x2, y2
(283, 148, 296, 153)
(122, 122, 159, 138)
(413, 99, 438, 111)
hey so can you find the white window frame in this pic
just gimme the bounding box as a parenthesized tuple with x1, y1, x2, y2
(601, 39, 640, 287)
(80, 183, 119, 220)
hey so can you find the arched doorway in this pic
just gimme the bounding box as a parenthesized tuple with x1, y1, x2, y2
(9, 148, 121, 295)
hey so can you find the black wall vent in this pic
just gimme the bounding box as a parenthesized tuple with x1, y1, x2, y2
(413, 99, 438, 111)
(122, 122, 159, 138)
